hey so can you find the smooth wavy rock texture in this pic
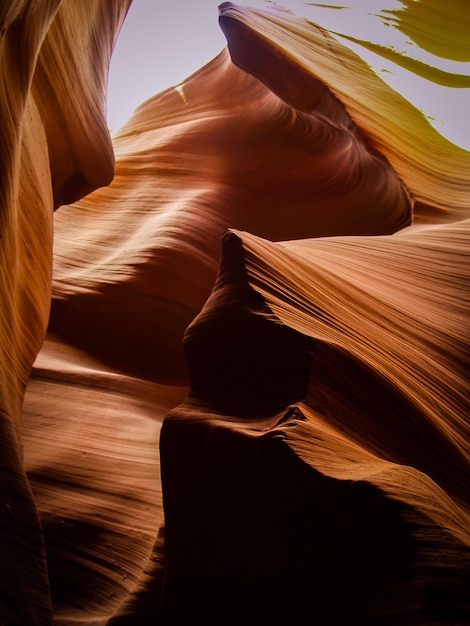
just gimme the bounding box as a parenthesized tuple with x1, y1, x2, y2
(162, 222, 470, 623)
(0, 1, 130, 623)
(22, 337, 187, 624)
(1, 0, 468, 624)
(49, 45, 412, 383)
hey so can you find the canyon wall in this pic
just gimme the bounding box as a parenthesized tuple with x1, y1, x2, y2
(0, 1, 468, 623)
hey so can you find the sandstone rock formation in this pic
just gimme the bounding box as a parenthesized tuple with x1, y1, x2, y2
(161, 222, 469, 622)
(0, 1, 130, 623)
(48, 46, 412, 383)
(0, 0, 468, 624)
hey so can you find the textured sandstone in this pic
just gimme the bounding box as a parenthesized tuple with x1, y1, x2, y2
(0, 1, 467, 623)
(0, 1, 130, 622)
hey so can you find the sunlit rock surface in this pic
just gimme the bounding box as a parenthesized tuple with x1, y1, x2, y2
(49, 45, 412, 383)
(2, 0, 467, 623)
(0, 1, 130, 623)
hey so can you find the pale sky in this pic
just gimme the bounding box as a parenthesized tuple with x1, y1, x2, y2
(106, 0, 244, 132)
(106, 0, 470, 149)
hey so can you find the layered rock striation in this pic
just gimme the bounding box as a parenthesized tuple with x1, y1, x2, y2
(0, 0, 467, 624)
(0, 1, 130, 623)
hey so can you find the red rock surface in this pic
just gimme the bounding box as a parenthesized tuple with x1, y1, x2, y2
(0, 1, 130, 623)
(0, 1, 468, 624)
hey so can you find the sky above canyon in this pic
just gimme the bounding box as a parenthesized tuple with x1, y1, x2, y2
(106, 0, 470, 149)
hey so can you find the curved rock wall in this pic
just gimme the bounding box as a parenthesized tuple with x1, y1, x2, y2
(1, 1, 467, 624)
(0, 1, 130, 623)
(49, 43, 412, 383)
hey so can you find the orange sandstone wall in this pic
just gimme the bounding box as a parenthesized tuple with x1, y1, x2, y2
(0, 2, 130, 623)
(3, 1, 469, 623)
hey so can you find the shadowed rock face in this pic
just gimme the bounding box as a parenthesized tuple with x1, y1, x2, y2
(1, 0, 468, 624)
(161, 223, 469, 624)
